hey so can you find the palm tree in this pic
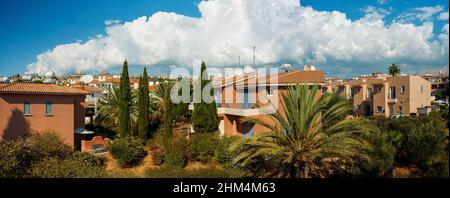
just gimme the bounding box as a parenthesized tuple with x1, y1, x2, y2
(230, 84, 375, 178)
(388, 63, 400, 76)
(96, 86, 137, 130)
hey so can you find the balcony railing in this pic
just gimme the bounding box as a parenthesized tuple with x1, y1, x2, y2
(388, 98, 397, 103)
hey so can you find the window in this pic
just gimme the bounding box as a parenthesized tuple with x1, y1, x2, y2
(401, 85, 405, 94)
(266, 86, 273, 96)
(24, 102, 31, 115)
(399, 106, 403, 114)
(389, 86, 396, 99)
(367, 88, 373, 100)
(420, 86, 424, 93)
(375, 86, 382, 93)
(377, 106, 382, 113)
(350, 87, 359, 98)
(45, 102, 52, 115)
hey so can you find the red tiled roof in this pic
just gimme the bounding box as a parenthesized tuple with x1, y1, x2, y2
(258, 71, 325, 84)
(71, 85, 104, 93)
(0, 83, 89, 95)
(149, 85, 157, 91)
(215, 70, 325, 87)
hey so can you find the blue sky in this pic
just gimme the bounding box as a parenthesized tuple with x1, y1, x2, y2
(0, 0, 448, 77)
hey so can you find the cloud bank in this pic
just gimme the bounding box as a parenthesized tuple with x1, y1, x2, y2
(27, 0, 449, 76)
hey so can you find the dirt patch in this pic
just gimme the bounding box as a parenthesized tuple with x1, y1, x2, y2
(185, 161, 223, 170)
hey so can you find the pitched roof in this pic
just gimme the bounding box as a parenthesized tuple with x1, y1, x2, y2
(71, 85, 104, 93)
(0, 83, 89, 95)
(0, 83, 9, 89)
(214, 70, 325, 87)
(148, 85, 157, 91)
(258, 70, 326, 84)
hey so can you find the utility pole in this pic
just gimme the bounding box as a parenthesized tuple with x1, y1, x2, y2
(253, 46, 256, 68)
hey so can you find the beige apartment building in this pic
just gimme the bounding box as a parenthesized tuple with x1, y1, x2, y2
(212, 70, 325, 138)
(324, 75, 431, 117)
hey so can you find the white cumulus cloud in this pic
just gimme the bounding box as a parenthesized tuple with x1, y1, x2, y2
(27, 0, 449, 76)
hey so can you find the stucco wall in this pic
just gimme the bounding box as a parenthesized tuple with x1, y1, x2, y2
(0, 94, 86, 147)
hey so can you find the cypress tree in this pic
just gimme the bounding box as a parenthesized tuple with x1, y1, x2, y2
(162, 81, 173, 147)
(191, 62, 219, 133)
(137, 67, 150, 140)
(118, 59, 132, 137)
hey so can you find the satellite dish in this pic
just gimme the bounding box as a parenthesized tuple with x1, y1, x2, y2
(80, 75, 94, 84)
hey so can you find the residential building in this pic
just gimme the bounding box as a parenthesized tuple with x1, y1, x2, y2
(71, 84, 105, 125)
(420, 74, 449, 101)
(324, 75, 431, 117)
(0, 83, 89, 147)
(212, 70, 325, 138)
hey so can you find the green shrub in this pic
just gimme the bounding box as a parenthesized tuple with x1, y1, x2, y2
(108, 136, 147, 167)
(405, 122, 445, 166)
(0, 132, 74, 178)
(163, 149, 187, 168)
(30, 154, 106, 178)
(163, 135, 189, 168)
(216, 136, 239, 165)
(145, 166, 250, 178)
(188, 133, 218, 162)
(0, 140, 34, 178)
(71, 152, 105, 167)
(151, 149, 165, 166)
(28, 132, 72, 159)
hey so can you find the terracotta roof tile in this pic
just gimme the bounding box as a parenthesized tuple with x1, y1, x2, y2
(71, 85, 104, 93)
(215, 70, 325, 87)
(0, 83, 89, 95)
(148, 85, 157, 91)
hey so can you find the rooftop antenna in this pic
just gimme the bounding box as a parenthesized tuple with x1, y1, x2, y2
(253, 46, 256, 68)
(238, 55, 241, 68)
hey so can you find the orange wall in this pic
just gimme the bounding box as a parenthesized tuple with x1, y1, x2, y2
(0, 94, 85, 147)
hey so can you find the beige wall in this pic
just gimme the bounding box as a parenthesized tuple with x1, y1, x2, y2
(325, 76, 432, 117)
(0, 94, 86, 147)
(407, 76, 431, 114)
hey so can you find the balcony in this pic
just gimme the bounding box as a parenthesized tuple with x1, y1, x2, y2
(189, 104, 262, 117)
(388, 98, 397, 103)
(217, 107, 261, 117)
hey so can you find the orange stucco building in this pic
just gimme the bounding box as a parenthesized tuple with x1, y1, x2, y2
(0, 83, 88, 147)
(212, 70, 325, 138)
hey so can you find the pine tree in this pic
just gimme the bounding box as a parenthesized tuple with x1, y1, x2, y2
(191, 62, 219, 133)
(118, 59, 132, 137)
(137, 67, 150, 140)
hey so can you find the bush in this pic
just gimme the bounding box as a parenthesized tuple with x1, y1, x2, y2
(30, 153, 106, 178)
(151, 149, 165, 166)
(405, 122, 445, 166)
(163, 135, 189, 168)
(108, 136, 147, 167)
(216, 136, 239, 165)
(0, 132, 75, 178)
(188, 133, 218, 162)
(145, 166, 250, 178)
(71, 152, 105, 167)
(0, 140, 34, 178)
(27, 132, 73, 159)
